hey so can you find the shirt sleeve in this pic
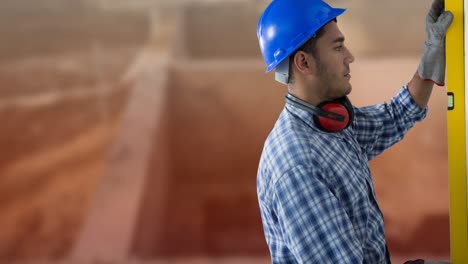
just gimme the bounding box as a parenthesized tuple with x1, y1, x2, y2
(272, 165, 363, 263)
(351, 85, 427, 160)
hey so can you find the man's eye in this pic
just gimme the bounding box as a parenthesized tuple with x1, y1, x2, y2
(335, 46, 343, 51)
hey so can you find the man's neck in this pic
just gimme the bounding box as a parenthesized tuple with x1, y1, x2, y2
(288, 85, 322, 106)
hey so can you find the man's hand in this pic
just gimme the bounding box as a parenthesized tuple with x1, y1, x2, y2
(404, 259, 450, 264)
(417, 0, 453, 86)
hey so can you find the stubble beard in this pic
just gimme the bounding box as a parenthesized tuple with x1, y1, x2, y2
(316, 61, 351, 101)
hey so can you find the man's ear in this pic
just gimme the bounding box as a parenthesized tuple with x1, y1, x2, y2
(292, 51, 315, 77)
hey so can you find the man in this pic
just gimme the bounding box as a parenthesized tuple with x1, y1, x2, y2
(256, 0, 452, 263)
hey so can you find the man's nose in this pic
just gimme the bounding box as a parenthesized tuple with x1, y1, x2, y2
(345, 47, 355, 64)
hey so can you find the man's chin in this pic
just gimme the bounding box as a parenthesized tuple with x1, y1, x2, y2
(342, 84, 352, 97)
(327, 84, 352, 100)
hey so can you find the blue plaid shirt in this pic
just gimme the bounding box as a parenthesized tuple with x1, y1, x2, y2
(257, 86, 427, 263)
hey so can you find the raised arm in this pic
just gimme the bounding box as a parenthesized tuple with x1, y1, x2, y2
(411, 0, 453, 108)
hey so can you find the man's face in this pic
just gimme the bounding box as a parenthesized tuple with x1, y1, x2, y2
(312, 22, 354, 101)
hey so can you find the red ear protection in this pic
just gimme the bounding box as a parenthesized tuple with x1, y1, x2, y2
(285, 93, 354, 133)
(314, 97, 354, 132)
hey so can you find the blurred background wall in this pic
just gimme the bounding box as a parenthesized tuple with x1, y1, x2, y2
(0, 0, 450, 263)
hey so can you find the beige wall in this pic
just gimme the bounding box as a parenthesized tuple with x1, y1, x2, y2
(0, 0, 451, 263)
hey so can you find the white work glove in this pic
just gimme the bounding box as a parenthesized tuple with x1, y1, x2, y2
(417, 0, 453, 86)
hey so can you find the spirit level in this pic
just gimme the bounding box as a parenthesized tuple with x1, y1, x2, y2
(446, 0, 468, 262)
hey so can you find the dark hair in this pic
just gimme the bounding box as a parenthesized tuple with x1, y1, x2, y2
(288, 19, 336, 84)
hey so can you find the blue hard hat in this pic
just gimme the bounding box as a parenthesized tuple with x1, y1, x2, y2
(257, 0, 346, 73)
